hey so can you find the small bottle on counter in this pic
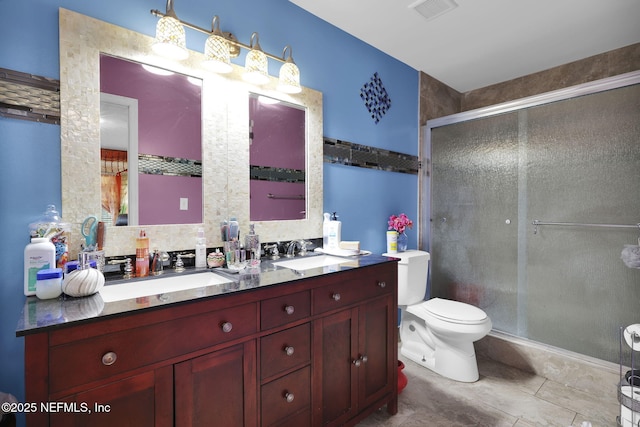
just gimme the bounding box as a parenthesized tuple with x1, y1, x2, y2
(36, 268, 63, 300)
(24, 237, 56, 296)
(195, 227, 207, 268)
(135, 229, 150, 277)
(245, 223, 260, 267)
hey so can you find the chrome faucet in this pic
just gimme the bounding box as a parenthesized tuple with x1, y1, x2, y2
(264, 243, 280, 260)
(151, 250, 169, 275)
(285, 239, 312, 257)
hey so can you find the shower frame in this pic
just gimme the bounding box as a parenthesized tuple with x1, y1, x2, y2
(421, 70, 640, 364)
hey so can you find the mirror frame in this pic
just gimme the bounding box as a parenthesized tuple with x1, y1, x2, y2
(60, 8, 323, 256)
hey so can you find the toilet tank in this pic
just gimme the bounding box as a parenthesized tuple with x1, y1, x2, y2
(387, 250, 430, 306)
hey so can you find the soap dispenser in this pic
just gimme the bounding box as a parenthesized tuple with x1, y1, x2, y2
(323, 213, 330, 249)
(327, 212, 342, 250)
(245, 223, 260, 267)
(135, 229, 150, 277)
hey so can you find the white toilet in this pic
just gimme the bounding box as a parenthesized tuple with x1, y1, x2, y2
(387, 250, 492, 382)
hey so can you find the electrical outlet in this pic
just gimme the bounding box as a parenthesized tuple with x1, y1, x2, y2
(180, 198, 188, 210)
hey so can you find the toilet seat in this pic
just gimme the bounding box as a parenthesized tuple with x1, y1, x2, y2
(407, 298, 487, 325)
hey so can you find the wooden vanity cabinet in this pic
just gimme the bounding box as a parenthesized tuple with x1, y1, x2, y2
(312, 266, 397, 427)
(23, 261, 397, 427)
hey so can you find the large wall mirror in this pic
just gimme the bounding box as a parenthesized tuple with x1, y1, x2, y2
(100, 54, 203, 226)
(60, 8, 323, 256)
(249, 93, 306, 221)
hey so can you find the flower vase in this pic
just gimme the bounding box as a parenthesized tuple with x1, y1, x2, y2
(397, 232, 408, 252)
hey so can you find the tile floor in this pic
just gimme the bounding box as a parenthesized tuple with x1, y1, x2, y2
(358, 352, 620, 427)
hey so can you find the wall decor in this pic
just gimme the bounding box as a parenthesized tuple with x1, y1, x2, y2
(360, 72, 391, 124)
(323, 137, 419, 174)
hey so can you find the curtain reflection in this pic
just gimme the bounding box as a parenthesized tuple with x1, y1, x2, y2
(101, 149, 128, 225)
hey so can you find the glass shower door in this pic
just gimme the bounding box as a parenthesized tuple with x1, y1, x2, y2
(430, 112, 521, 335)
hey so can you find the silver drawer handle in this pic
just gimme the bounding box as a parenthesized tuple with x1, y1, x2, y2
(102, 351, 117, 366)
(352, 355, 368, 367)
(284, 305, 295, 315)
(221, 321, 233, 333)
(332, 293, 341, 301)
(284, 392, 294, 403)
(377, 281, 386, 288)
(284, 346, 295, 356)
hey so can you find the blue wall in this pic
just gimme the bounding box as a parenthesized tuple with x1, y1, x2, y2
(0, 0, 418, 410)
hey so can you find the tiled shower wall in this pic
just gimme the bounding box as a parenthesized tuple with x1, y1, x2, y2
(420, 42, 640, 124)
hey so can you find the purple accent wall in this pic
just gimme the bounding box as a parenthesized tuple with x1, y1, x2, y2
(138, 175, 203, 225)
(249, 96, 305, 219)
(250, 96, 305, 170)
(250, 180, 305, 221)
(100, 55, 203, 225)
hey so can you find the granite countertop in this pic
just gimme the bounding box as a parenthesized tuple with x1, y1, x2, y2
(16, 253, 398, 336)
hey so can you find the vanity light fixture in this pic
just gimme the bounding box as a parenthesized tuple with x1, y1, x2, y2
(203, 16, 232, 74)
(151, 0, 189, 61)
(243, 33, 270, 86)
(150, 0, 302, 91)
(277, 46, 301, 94)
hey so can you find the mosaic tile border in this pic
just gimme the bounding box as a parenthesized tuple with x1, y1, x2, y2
(250, 165, 305, 183)
(138, 153, 202, 177)
(323, 137, 420, 175)
(0, 67, 60, 125)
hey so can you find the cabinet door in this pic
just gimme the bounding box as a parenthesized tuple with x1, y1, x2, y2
(358, 295, 395, 410)
(313, 308, 358, 427)
(175, 341, 257, 427)
(50, 366, 173, 427)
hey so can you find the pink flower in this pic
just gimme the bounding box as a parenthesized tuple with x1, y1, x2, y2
(388, 213, 413, 234)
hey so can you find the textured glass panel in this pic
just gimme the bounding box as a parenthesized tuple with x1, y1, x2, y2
(525, 84, 640, 362)
(431, 113, 520, 333)
(430, 83, 640, 363)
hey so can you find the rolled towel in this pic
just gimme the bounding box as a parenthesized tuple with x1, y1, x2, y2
(339, 241, 360, 251)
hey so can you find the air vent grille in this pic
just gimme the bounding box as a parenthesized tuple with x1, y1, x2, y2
(409, 0, 458, 22)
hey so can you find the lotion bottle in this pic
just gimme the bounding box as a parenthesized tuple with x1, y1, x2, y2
(24, 237, 56, 296)
(323, 213, 330, 249)
(327, 212, 342, 250)
(195, 227, 207, 268)
(135, 229, 150, 277)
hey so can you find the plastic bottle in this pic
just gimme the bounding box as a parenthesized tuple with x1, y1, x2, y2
(24, 237, 56, 296)
(323, 213, 330, 249)
(229, 217, 239, 241)
(245, 224, 260, 267)
(36, 268, 63, 300)
(328, 212, 342, 250)
(195, 227, 207, 268)
(135, 230, 150, 277)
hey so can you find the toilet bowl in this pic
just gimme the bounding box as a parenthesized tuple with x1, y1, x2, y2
(385, 250, 492, 382)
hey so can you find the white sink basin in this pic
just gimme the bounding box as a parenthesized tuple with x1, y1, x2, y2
(272, 255, 353, 271)
(99, 271, 232, 302)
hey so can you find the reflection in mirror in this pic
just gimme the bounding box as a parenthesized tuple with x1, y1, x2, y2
(99, 54, 203, 226)
(61, 9, 322, 256)
(249, 94, 306, 221)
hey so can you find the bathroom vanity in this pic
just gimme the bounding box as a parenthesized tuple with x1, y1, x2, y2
(17, 255, 398, 426)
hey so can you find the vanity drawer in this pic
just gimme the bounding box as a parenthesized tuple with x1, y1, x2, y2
(261, 366, 310, 427)
(49, 302, 257, 394)
(260, 323, 310, 380)
(313, 269, 394, 315)
(261, 290, 310, 330)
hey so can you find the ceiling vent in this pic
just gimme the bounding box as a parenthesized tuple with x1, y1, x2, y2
(409, 0, 458, 22)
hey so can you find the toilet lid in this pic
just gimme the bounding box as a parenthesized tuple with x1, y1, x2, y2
(409, 298, 487, 324)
